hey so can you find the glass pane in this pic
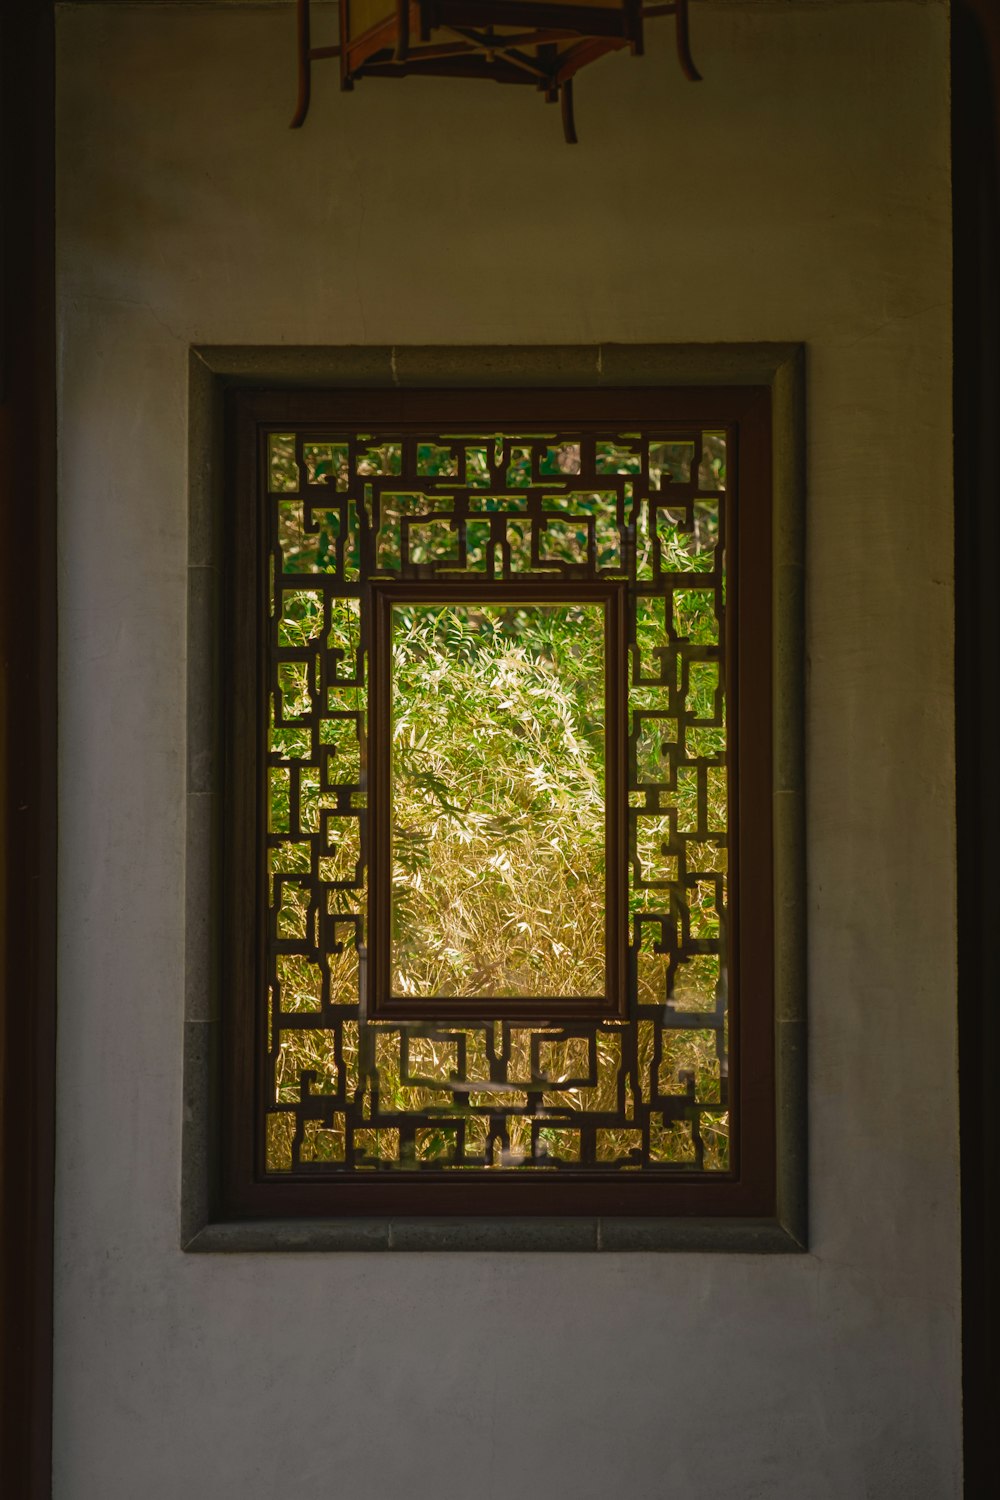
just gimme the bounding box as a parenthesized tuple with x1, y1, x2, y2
(390, 601, 607, 999)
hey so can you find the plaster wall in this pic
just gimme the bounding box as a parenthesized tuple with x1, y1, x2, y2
(54, 2, 958, 1496)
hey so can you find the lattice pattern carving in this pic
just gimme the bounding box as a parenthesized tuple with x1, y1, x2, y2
(262, 422, 730, 1174)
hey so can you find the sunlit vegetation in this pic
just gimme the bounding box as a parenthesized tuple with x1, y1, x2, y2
(391, 602, 606, 998)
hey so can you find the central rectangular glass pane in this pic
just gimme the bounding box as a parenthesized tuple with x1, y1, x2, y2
(390, 601, 607, 999)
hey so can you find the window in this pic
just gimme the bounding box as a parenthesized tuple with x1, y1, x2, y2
(221, 385, 777, 1221)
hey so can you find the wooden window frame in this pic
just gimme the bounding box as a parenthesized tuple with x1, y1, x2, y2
(220, 384, 778, 1222)
(369, 579, 627, 1022)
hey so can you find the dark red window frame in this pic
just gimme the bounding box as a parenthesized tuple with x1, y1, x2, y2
(221, 385, 774, 1219)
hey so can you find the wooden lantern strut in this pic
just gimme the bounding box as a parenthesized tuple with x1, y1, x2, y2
(291, 0, 701, 143)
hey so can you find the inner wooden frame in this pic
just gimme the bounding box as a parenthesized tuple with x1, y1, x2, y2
(221, 383, 776, 1220)
(369, 579, 627, 1020)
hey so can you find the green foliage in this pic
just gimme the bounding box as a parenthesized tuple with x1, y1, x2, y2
(391, 602, 606, 999)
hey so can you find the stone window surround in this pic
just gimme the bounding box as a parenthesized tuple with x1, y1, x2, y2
(181, 343, 806, 1253)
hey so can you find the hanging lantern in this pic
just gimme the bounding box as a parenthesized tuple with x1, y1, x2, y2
(291, 0, 701, 143)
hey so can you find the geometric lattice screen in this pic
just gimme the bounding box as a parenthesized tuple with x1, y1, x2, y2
(262, 421, 731, 1177)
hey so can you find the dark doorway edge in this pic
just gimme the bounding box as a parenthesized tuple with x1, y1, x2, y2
(953, 3, 1000, 1494)
(0, 1, 57, 1497)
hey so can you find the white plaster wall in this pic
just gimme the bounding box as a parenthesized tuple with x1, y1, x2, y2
(54, 2, 958, 1496)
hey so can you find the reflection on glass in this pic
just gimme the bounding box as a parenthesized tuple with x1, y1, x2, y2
(390, 602, 606, 999)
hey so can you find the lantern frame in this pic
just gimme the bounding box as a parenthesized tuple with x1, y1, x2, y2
(291, 0, 700, 143)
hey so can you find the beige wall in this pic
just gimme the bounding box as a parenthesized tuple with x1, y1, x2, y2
(55, 2, 958, 1496)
